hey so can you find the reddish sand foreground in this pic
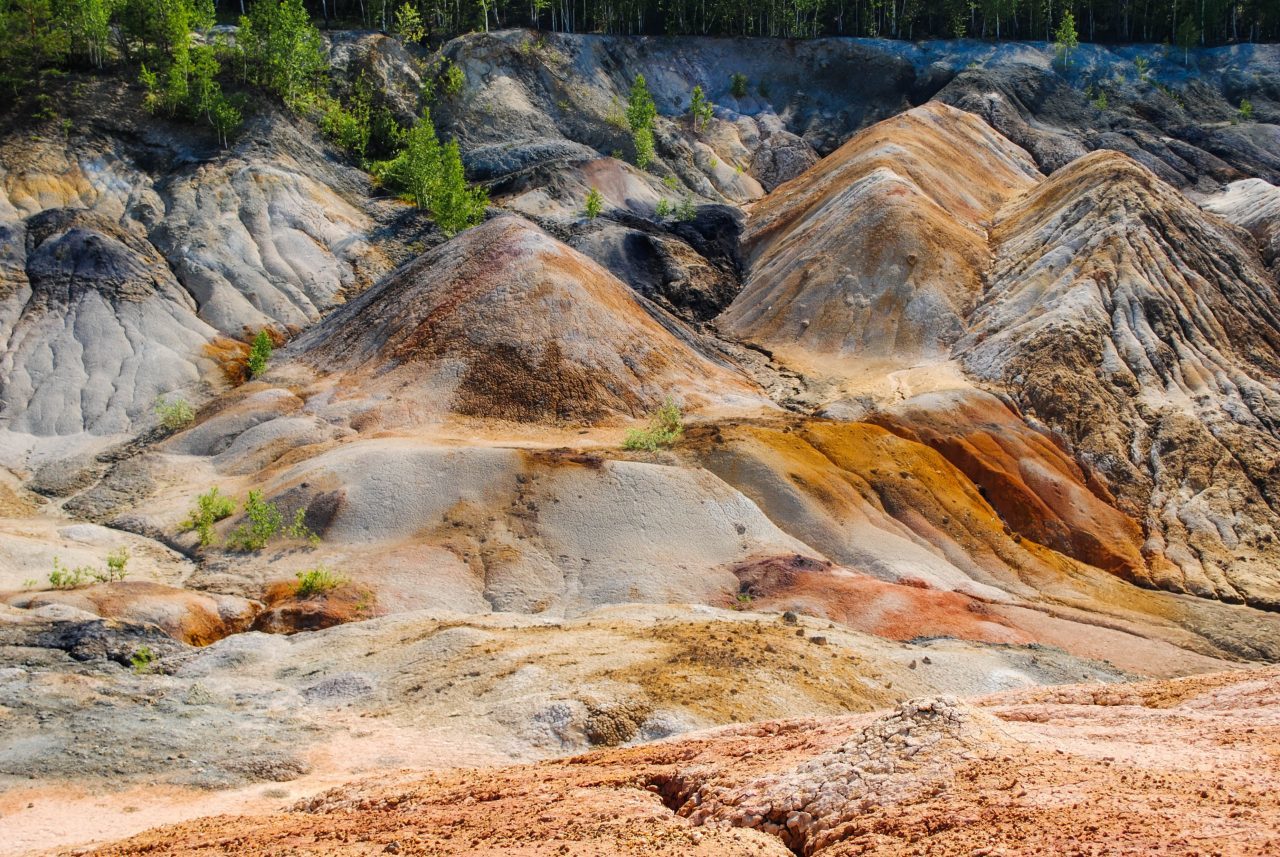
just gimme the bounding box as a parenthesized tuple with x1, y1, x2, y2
(83, 667, 1280, 857)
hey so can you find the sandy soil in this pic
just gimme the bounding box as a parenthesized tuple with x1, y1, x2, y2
(61, 666, 1280, 857)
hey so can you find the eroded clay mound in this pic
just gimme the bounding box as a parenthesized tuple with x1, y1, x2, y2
(959, 150, 1280, 609)
(0, 208, 218, 436)
(0, 117, 388, 441)
(1202, 177, 1280, 276)
(295, 215, 768, 422)
(719, 102, 1040, 362)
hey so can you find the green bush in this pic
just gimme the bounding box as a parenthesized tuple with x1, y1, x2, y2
(155, 394, 195, 431)
(584, 186, 603, 219)
(131, 646, 158, 675)
(247, 329, 274, 378)
(441, 60, 465, 99)
(238, 0, 327, 111)
(633, 125, 655, 170)
(676, 195, 698, 221)
(286, 508, 320, 545)
(1240, 98, 1254, 121)
(295, 566, 347, 598)
(655, 198, 672, 218)
(622, 398, 684, 451)
(227, 490, 284, 551)
(49, 557, 93, 589)
(730, 72, 748, 99)
(321, 78, 373, 163)
(101, 547, 130, 582)
(181, 487, 237, 548)
(393, 2, 425, 42)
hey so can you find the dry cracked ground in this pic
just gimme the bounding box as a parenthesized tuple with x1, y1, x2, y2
(3, 28, 1280, 857)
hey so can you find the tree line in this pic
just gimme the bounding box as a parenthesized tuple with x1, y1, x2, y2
(261, 0, 1280, 44)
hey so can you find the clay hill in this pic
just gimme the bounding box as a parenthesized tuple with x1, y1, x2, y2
(2, 28, 1280, 857)
(720, 102, 1041, 363)
(293, 215, 768, 422)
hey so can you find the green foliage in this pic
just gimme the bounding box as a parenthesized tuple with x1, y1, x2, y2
(662, 175, 679, 190)
(622, 398, 684, 452)
(688, 84, 713, 132)
(6, 0, 1280, 110)
(131, 645, 157, 674)
(675, 195, 697, 221)
(49, 557, 93, 589)
(102, 546, 130, 582)
(180, 486, 237, 548)
(632, 125, 655, 169)
(1239, 98, 1254, 121)
(155, 394, 194, 431)
(584, 186, 603, 219)
(1133, 56, 1151, 81)
(294, 565, 346, 597)
(128, 0, 239, 145)
(441, 59, 465, 98)
(626, 73, 656, 130)
(247, 329, 274, 378)
(238, 0, 326, 111)
(655, 198, 671, 218)
(1092, 87, 1108, 110)
(375, 108, 488, 236)
(393, 1, 425, 42)
(226, 489, 284, 551)
(1053, 10, 1079, 68)
(287, 508, 320, 544)
(320, 73, 378, 163)
(627, 73, 657, 169)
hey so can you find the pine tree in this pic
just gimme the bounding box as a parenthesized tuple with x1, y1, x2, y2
(626, 73, 657, 169)
(433, 140, 488, 235)
(688, 84, 713, 132)
(376, 108, 487, 236)
(626, 73, 657, 132)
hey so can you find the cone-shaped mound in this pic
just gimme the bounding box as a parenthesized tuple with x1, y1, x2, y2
(959, 150, 1280, 608)
(719, 102, 1041, 363)
(296, 215, 767, 422)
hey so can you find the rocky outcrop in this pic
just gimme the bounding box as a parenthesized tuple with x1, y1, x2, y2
(958, 151, 1280, 609)
(294, 215, 768, 422)
(719, 102, 1040, 364)
(3, 581, 259, 645)
(0, 89, 391, 443)
(0, 208, 218, 435)
(1202, 177, 1280, 277)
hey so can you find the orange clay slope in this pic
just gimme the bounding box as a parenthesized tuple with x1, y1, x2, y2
(720, 101, 1040, 363)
